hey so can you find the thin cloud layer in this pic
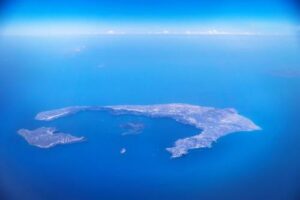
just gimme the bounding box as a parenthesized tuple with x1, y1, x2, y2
(0, 21, 298, 36)
(269, 69, 300, 78)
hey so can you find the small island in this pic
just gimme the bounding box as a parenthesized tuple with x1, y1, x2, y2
(120, 122, 145, 135)
(18, 127, 85, 148)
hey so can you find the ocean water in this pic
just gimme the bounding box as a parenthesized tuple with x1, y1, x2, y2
(0, 35, 300, 200)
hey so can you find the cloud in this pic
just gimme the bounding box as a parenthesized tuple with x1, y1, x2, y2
(183, 29, 258, 35)
(103, 30, 126, 35)
(146, 30, 171, 35)
(106, 30, 115, 34)
(97, 64, 106, 69)
(144, 29, 259, 36)
(269, 69, 300, 78)
(0, 21, 298, 36)
(72, 45, 86, 53)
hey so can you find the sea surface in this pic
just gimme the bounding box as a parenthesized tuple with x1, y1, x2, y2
(0, 35, 300, 200)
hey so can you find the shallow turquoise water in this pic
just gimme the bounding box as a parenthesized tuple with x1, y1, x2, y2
(0, 35, 300, 200)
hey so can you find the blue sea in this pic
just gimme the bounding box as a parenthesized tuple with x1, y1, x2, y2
(0, 35, 300, 200)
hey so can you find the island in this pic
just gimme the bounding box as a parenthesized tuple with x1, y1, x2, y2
(120, 122, 145, 135)
(18, 127, 85, 148)
(35, 106, 95, 121)
(30, 103, 261, 158)
(120, 148, 127, 154)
